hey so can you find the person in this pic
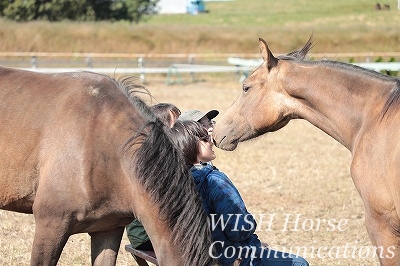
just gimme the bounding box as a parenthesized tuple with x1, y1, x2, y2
(179, 109, 219, 167)
(171, 120, 309, 266)
(178, 109, 219, 135)
(125, 103, 181, 265)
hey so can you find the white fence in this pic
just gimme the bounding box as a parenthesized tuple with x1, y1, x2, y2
(1, 51, 400, 67)
(1, 52, 399, 83)
(227, 57, 400, 72)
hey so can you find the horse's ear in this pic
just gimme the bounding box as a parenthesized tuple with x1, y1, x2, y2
(259, 38, 278, 70)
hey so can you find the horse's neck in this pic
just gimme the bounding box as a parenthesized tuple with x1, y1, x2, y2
(285, 63, 393, 151)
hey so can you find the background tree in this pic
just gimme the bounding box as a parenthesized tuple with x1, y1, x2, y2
(0, 0, 159, 22)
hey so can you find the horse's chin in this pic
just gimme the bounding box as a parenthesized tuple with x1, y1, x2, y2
(216, 130, 262, 151)
(215, 135, 239, 151)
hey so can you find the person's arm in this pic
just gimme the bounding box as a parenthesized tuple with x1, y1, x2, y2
(207, 172, 257, 242)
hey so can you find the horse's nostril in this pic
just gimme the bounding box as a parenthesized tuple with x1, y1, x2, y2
(217, 135, 227, 147)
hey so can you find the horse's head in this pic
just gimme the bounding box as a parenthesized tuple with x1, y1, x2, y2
(214, 37, 312, 151)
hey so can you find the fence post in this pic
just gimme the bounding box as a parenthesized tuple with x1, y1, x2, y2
(138, 57, 145, 82)
(31, 56, 37, 68)
(85, 57, 93, 68)
(188, 54, 195, 82)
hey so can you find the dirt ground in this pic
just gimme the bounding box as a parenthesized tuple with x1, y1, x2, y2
(0, 73, 380, 265)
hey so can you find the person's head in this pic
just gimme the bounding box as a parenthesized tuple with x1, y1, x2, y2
(178, 109, 219, 130)
(150, 103, 181, 128)
(172, 120, 216, 166)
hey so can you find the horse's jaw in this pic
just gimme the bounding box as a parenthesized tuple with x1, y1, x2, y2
(267, 117, 291, 132)
(214, 117, 291, 151)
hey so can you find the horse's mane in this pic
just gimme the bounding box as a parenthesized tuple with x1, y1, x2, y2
(286, 35, 314, 60)
(117, 77, 213, 266)
(278, 34, 314, 61)
(381, 79, 400, 118)
(309, 61, 399, 119)
(278, 38, 400, 120)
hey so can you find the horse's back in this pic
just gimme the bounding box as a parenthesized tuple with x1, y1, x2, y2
(0, 66, 141, 214)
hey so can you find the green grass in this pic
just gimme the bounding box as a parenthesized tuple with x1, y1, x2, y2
(0, 0, 399, 54)
(146, 0, 397, 27)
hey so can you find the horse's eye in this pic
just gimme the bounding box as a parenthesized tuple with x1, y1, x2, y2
(242, 84, 251, 92)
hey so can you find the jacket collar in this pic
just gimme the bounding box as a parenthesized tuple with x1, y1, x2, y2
(190, 164, 213, 184)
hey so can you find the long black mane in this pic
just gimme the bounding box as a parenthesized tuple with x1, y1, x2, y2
(117, 77, 213, 266)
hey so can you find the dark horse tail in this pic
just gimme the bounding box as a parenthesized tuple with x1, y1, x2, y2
(120, 78, 214, 266)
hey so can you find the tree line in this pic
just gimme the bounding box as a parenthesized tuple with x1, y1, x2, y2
(0, 0, 159, 22)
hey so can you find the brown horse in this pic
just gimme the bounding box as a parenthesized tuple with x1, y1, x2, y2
(213, 37, 400, 265)
(0, 66, 213, 266)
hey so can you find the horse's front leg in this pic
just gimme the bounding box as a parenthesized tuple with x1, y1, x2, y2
(364, 207, 400, 266)
(90, 226, 124, 266)
(30, 216, 70, 266)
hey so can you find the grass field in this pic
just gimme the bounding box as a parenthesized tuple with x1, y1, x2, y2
(0, 75, 381, 265)
(0, 0, 399, 54)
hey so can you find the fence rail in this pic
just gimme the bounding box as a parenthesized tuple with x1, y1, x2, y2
(1, 52, 398, 83)
(1, 51, 400, 63)
(1, 51, 399, 70)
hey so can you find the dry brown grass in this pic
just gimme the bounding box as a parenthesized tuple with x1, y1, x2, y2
(0, 13, 399, 55)
(0, 73, 380, 265)
(1, 0, 400, 56)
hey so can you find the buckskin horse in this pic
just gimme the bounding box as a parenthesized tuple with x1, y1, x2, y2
(0, 66, 213, 266)
(213, 36, 400, 265)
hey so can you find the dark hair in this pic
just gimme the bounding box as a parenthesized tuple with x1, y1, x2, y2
(172, 120, 209, 166)
(150, 103, 181, 127)
(117, 77, 214, 266)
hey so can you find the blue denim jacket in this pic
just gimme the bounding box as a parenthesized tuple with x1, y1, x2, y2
(191, 164, 262, 265)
